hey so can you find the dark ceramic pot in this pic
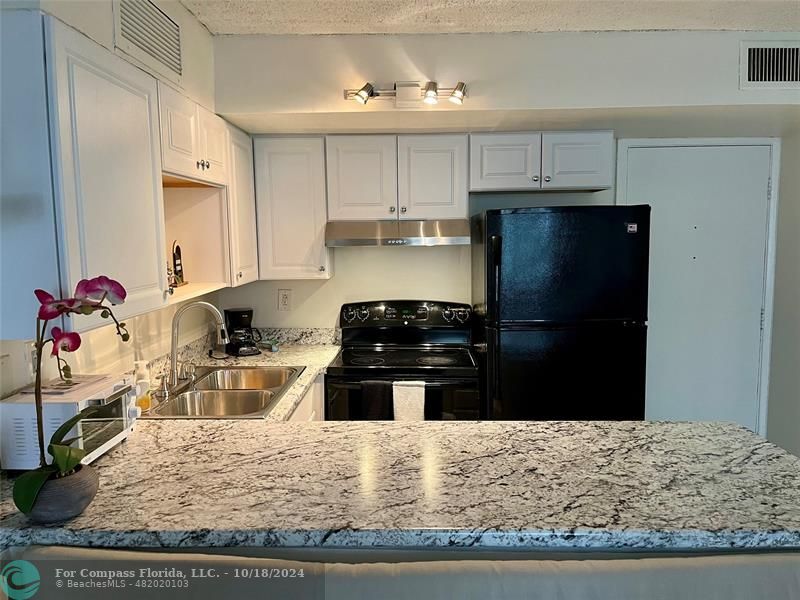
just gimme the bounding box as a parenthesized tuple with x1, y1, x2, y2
(28, 464, 99, 523)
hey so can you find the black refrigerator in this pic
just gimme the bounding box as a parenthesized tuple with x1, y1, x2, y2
(471, 205, 651, 420)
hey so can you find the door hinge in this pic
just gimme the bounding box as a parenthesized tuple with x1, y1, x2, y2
(760, 308, 766, 330)
(767, 177, 772, 198)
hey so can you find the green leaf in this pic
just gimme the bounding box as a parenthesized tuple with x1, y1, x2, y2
(57, 435, 82, 447)
(13, 467, 56, 513)
(50, 444, 86, 474)
(49, 406, 98, 446)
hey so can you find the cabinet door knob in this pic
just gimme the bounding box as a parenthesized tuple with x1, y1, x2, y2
(319, 266, 326, 272)
(400, 206, 407, 214)
(197, 160, 204, 170)
(237, 271, 243, 279)
(532, 175, 540, 182)
(544, 176, 552, 183)
(389, 206, 396, 213)
(204, 160, 211, 169)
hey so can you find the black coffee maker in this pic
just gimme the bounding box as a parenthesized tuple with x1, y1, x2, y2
(224, 308, 262, 356)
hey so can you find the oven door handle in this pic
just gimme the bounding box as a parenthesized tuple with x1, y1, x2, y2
(327, 379, 477, 389)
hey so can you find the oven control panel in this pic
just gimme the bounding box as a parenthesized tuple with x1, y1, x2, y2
(340, 301, 471, 328)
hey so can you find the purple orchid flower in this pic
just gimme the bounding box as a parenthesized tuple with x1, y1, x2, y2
(82, 276, 127, 305)
(50, 327, 82, 356)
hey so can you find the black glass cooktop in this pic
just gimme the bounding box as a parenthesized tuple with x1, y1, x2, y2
(328, 346, 477, 376)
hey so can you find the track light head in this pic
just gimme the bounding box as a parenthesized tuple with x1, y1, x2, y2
(354, 82, 374, 104)
(449, 82, 467, 105)
(423, 81, 438, 105)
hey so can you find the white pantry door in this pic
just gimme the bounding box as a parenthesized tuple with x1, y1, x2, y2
(618, 142, 774, 432)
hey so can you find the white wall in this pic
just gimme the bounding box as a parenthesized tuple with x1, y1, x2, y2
(0, 293, 219, 397)
(218, 246, 471, 328)
(3, 0, 215, 110)
(214, 30, 800, 132)
(767, 130, 800, 456)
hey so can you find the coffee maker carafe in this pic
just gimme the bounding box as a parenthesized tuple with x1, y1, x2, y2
(224, 308, 262, 356)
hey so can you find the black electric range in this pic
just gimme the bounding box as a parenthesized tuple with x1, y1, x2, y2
(325, 300, 483, 420)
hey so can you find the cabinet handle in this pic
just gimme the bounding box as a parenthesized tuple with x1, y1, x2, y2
(196, 160, 204, 170)
(532, 175, 540, 182)
(204, 160, 211, 169)
(237, 271, 243, 279)
(400, 206, 407, 214)
(544, 176, 552, 183)
(389, 206, 396, 213)
(319, 266, 326, 272)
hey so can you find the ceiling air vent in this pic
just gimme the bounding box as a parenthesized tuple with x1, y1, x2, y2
(740, 41, 800, 89)
(115, 0, 182, 82)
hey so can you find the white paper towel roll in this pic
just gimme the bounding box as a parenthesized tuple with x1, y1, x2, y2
(392, 381, 426, 421)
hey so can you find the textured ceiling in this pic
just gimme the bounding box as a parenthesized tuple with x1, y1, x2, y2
(179, 0, 800, 35)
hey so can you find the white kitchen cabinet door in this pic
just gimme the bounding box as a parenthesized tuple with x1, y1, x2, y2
(326, 135, 398, 220)
(198, 105, 228, 185)
(47, 18, 167, 330)
(618, 140, 775, 433)
(289, 374, 324, 422)
(227, 126, 259, 286)
(469, 133, 542, 191)
(158, 82, 202, 179)
(541, 132, 614, 190)
(255, 138, 332, 280)
(398, 135, 468, 220)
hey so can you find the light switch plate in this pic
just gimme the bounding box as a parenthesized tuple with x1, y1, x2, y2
(278, 289, 291, 312)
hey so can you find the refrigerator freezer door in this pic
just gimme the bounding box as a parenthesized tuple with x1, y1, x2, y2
(487, 324, 647, 420)
(486, 206, 650, 324)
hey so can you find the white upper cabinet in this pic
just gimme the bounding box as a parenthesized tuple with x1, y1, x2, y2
(158, 82, 199, 177)
(197, 105, 228, 185)
(326, 135, 398, 220)
(227, 126, 259, 286)
(158, 82, 227, 184)
(470, 133, 542, 191)
(398, 135, 468, 220)
(255, 138, 332, 280)
(47, 18, 167, 330)
(541, 131, 614, 190)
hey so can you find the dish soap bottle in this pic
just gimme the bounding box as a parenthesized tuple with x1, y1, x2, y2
(133, 360, 153, 411)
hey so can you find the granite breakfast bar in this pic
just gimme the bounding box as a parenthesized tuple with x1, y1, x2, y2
(2, 420, 800, 551)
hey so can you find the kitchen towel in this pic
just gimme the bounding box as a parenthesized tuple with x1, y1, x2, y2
(361, 380, 393, 420)
(392, 381, 426, 421)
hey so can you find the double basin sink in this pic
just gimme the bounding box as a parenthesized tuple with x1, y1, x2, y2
(144, 366, 304, 419)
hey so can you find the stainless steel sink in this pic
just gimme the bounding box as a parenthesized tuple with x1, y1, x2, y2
(194, 366, 301, 391)
(143, 365, 305, 419)
(151, 390, 274, 418)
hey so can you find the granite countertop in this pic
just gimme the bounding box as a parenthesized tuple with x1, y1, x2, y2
(2, 421, 799, 551)
(169, 343, 340, 422)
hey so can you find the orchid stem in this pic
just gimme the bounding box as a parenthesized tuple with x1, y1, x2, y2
(34, 318, 47, 467)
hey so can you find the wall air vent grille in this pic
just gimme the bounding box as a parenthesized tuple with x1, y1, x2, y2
(117, 0, 182, 77)
(740, 42, 800, 89)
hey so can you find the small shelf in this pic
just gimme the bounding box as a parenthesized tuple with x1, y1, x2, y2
(166, 281, 228, 305)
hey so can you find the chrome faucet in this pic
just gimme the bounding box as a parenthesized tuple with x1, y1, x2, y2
(169, 301, 229, 386)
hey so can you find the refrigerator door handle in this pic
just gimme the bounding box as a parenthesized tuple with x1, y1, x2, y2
(489, 235, 502, 321)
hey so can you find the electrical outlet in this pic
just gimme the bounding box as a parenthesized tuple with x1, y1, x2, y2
(278, 289, 292, 312)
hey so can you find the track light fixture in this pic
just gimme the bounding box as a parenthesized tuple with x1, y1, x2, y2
(449, 82, 467, 105)
(423, 81, 439, 105)
(354, 82, 374, 105)
(343, 81, 468, 107)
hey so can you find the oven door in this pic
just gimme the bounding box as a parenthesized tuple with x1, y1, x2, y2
(325, 376, 482, 421)
(78, 384, 134, 463)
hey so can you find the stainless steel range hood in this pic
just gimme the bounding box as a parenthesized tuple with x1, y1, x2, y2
(325, 219, 471, 247)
